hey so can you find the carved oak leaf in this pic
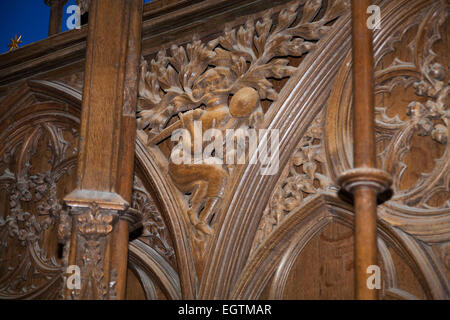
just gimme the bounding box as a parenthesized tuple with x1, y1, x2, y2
(138, 0, 349, 134)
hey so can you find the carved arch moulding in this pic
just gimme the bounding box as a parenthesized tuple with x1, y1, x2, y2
(324, 0, 449, 299)
(0, 81, 80, 299)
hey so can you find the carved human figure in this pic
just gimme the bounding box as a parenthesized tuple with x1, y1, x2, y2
(138, 1, 350, 236)
(168, 70, 262, 234)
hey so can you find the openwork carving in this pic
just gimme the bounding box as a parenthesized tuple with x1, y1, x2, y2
(323, 0, 449, 298)
(373, 2, 449, 208)
(0, 119, 78, 299)
(253, 110, 331, 250)
(0, 81, 180, 300)
(138, 0, 349, 236)
(326, 0, 449, 236)
(130, 176, 176, 268)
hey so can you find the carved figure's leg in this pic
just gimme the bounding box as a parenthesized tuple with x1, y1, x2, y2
(187, 180, 207, 225)
(196, 166, 228, 234)
(197, 197, 220, 235)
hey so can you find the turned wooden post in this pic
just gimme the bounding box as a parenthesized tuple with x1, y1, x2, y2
(338, 0, 392, 300)
(45, 0, 68, 36)
(63, 0, 143, 300)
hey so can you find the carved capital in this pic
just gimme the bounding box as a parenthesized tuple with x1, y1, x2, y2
(63, 202, 120, 300)
(73, 202, 118, 238)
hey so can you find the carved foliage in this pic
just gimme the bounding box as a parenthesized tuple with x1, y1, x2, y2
(67, 203, 118, 300)
(253, 110, 331, 250)
(321, 0, 449, 298)
(137, 0, 348, 241)
(130, 176, 176, 268)
(374, 1, 449, 208)
(138, 0, 349, 132)
(0, 120, 78, 299)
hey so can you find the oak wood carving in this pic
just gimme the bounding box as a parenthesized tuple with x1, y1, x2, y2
(0, 0, 448, 300)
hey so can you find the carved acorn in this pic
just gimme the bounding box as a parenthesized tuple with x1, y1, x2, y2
(229, 87, 259, 118)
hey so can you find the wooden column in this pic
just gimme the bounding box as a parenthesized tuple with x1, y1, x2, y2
(45, 0, 68, 36)
(63, 0, 143, 300)
(338, 0, 392, 300)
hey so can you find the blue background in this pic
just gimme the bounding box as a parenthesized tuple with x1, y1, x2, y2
(0, 0, 153, 54)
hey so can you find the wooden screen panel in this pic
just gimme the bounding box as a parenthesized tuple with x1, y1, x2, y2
(282, 222, 354, 300)
(0, 82, 80, 299)
(0, 81, 180, 300)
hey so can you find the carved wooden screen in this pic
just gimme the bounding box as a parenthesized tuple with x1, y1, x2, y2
(0, 0, 448, 300)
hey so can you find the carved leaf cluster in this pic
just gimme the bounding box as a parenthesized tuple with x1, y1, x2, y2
(408, 63, 448, 144)
(0, 168, 69, 249)
(254, 111, 330, 249)
(76, 203, 115, 237)
(138, 0, 349, 133)
(0, 123, 77, 298)
(131, 177, 176, 266)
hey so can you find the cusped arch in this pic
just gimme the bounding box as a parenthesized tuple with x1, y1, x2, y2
(0, 80, 82, 299)
(231, 192, 437, 299)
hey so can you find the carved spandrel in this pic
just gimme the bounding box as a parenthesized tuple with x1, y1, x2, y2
(253, 109, 331, 251)
(137, 0, 349, 245)
(323, 0, 449, 299)
(326, 0, 449, 240)
(130, 176, 177, 269)
(373, 1, 449, 208)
